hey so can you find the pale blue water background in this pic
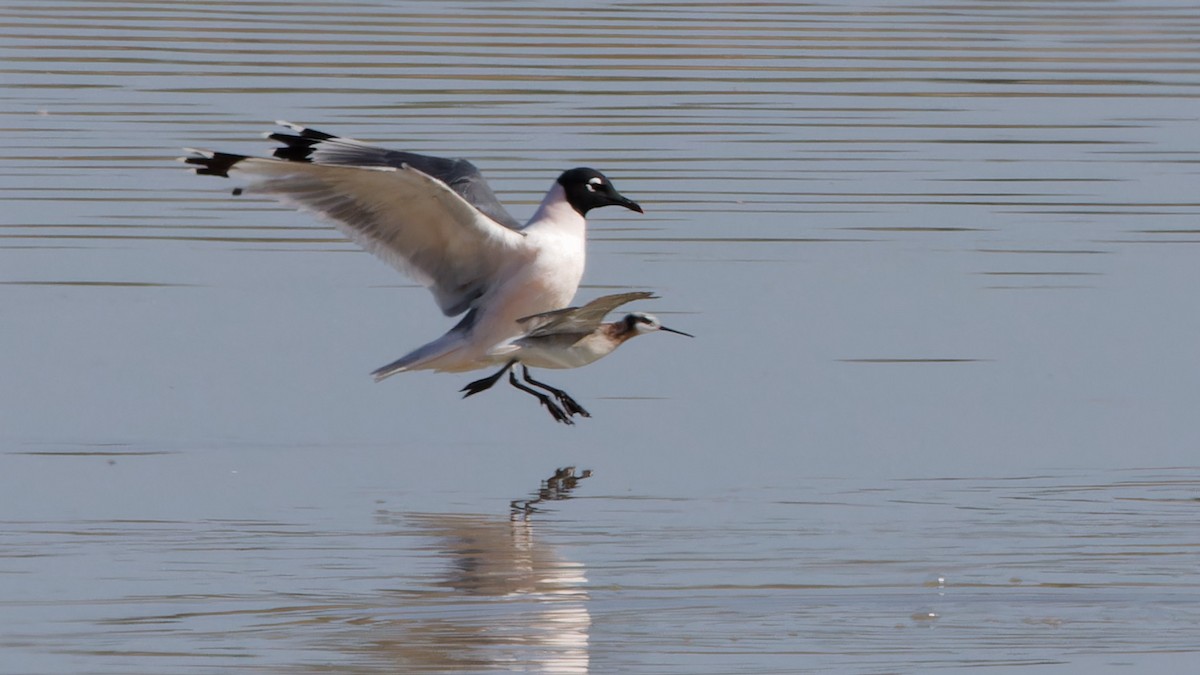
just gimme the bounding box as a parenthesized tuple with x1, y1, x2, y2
(2, 1, 1199, 672)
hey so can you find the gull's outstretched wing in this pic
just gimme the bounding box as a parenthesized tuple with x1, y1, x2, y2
(517, 291, 658, 337)
(266, 122, 523, 230)
(182, 147, 527, 318)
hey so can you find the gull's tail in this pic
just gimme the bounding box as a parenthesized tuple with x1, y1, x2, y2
(371, 332, 466, 381)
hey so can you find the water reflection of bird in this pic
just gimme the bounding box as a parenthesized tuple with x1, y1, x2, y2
(181, 122, 642, 379)
(462, 292, 693, 424)
(512, 466, 594, 516)
(356, 468, 593, 671)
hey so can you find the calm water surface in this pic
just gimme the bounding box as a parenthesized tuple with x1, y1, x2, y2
(2, 1, 1200, 672)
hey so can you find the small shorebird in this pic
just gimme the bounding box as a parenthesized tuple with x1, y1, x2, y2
(182, 122, 642, 379)
(462, 292, 693, 424)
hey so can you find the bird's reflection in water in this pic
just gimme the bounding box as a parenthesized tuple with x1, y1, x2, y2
(512, 466, 593, 517)
(348, 466, 594, 673)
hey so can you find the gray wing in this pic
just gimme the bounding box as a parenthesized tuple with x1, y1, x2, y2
(268, 122, 523, 230)
(182, 148, 528, 317)
(517, 291, 658, 337)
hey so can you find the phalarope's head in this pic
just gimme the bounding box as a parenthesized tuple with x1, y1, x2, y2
(558, 168, 643, 216)
(621, 312, 693, 338)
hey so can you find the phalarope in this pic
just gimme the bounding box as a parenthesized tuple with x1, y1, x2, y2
(462, 292, 692, 424)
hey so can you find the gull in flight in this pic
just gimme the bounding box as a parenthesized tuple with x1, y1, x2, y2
(182, 122, 643, 382)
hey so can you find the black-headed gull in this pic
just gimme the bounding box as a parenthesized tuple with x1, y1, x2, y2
(182, 122, 643, 381)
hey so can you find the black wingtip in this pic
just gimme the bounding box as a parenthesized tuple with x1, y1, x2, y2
(268, 132, 317, 162)
(268, 123, 338, 163)
(183, 151, 247, 178)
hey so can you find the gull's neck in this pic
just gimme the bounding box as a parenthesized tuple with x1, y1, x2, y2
(525, 182, 586, 233)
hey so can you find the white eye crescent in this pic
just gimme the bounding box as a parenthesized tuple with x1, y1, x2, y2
(586, 176, 604, 192)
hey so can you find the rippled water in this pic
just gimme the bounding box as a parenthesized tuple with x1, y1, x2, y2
(3, 0, 1200, 672)
(4, 458, 1199, 673)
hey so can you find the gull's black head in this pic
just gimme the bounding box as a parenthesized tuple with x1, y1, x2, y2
(558, 168, 643, 216)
